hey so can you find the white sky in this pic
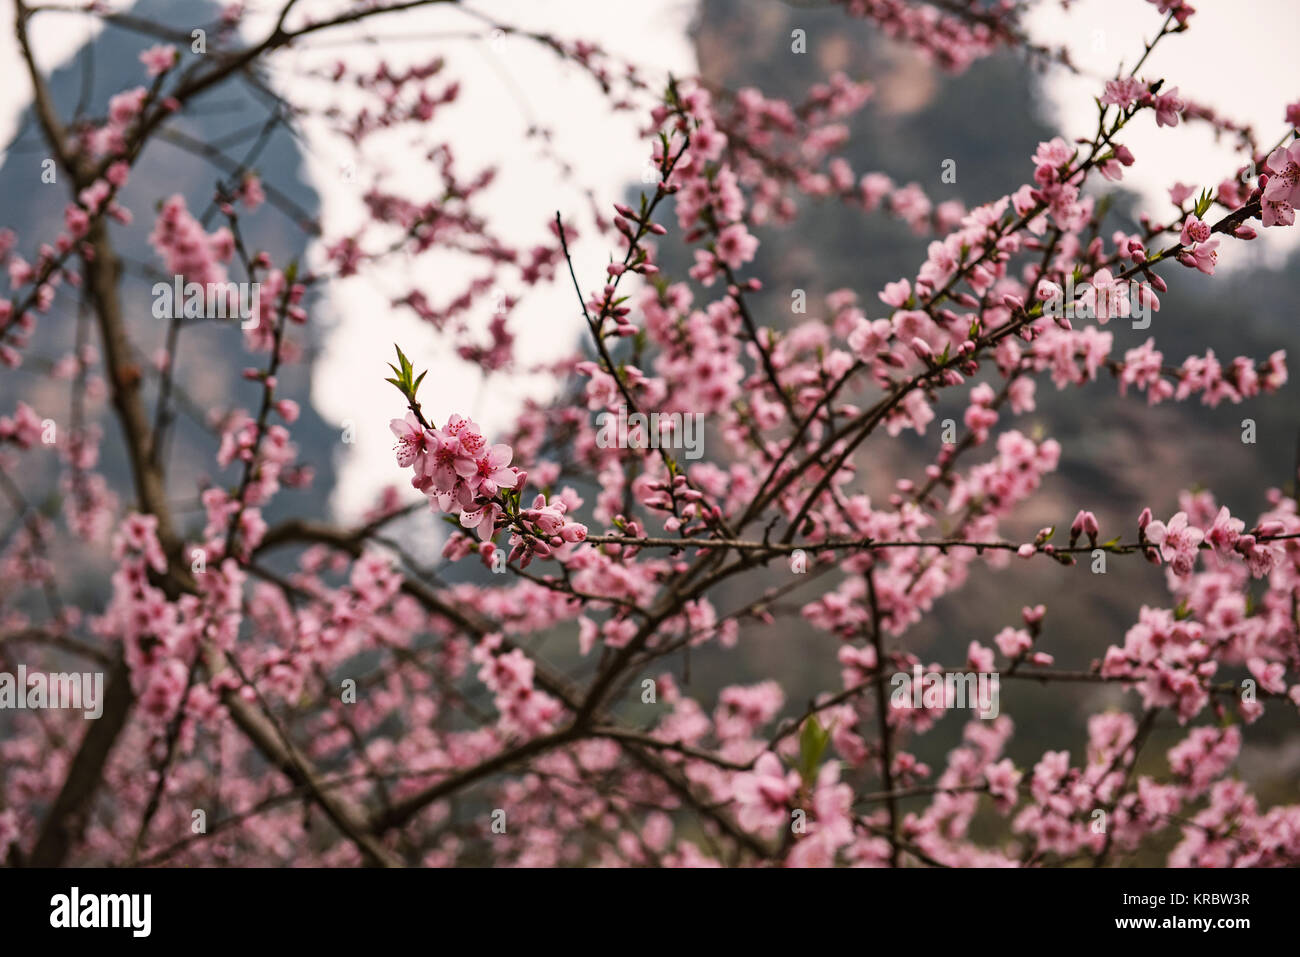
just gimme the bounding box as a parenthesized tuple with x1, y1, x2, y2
(0, 0, 1295, 522)
(1024, 0, 1300, 268)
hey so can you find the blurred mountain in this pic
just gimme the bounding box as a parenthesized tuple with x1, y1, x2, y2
(0, 0, 336, 607)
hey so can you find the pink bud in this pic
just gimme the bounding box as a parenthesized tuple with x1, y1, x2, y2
(880, 351, 906, 368)
(1022, 604, 1046, 626)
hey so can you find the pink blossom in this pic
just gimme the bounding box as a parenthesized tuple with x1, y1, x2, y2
(1180, 239, 1219, 275)
(732, 753, 799, 835)
(1153, 87, 1185, 127)
(459, 502, 502, 541)
(389, 412, 432, 470)
(1179, 215, 1210, 245)
(1262, 141, 1300, 228)
(993, 627, 1032, 659)
(1247, 658, 1286, 695)
(1144, 511, 1204, 575)
(139, 45, 177, 77)
(1101, 77, 1145, 110)
(1204, 506, 1242, 555)
(713, 223, 758, 269)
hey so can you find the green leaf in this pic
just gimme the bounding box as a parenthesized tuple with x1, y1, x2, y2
(797, 715, 832, 785)
(387, 344, 428, 404)
(1194, 189, 1215, 219)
